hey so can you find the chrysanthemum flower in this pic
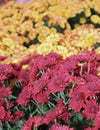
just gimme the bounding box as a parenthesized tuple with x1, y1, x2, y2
(82, 99, 99, 119)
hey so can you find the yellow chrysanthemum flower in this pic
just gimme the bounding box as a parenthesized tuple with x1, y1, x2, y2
(38, 34, 46, 42)
(2, 38, 14, 47)
(45, 34, 61, 45)
(36, 43, 54, 55)
(84, 8, 91, 17)
(90, 15, 100, 24)
(79, 17, 86, 24)
(49, 28, 57, 34)
(74, 24, 81, 29)
(54, 46, 68, 58)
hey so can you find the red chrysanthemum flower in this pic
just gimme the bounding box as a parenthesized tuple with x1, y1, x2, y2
(57, 100, 69, 122)
(77, 84, 92, 99)
(45, 53, 62, 66)
(84, 127, 94, 130)
(77, 74, 100, 98)
(0, 87, 12, 100)
(4, 111, 13, 122)
(50, 123, 74, 130)
(93, 110, 100, 129)
(32, 53, 62, 70)
(81, 74, 99, 82)
(42, 109, 57, 124)
(78, 51, 97, 62)
(0, 100, 14, 109)
(82, 99, 99, 119)
(22, 116, 44, 130)
(17, 87, 31, 106)
(32, 56, 49, 70)
(58, 57, 78, 73)
(32, 72, 50, 95)
(86, 81, 100, 95)
(48, 72, 69, 93)
(0, 64, 13, 81)
(0, 106, 6, 122)
(69, 87, 85, 112)
(29, 66, 38, 83)
(43, 100, 68, 124)
(18, 69, 29, 86)
(32, 90, 50, 104)
(11, 111, 24, 122)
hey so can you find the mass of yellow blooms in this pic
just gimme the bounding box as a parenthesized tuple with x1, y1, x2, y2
(36, 24, 100, 58)
(0, 0, 100, 64)
(1, 24, 100, 64)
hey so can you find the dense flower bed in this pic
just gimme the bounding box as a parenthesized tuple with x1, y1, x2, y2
(0, 51, 100, 129)
(1, 24, 100, 64)
(0, 0, 100, 64)
(0, 0, 100, 130)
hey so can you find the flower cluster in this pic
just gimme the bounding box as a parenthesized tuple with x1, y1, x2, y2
(0, 0, 100, 64)
(1, 24, 100, 64)
(0, 1, 100, 129)
(0, 86, 24, 124)
(36, 25, 100, 58)
(0, 51, 100, 129)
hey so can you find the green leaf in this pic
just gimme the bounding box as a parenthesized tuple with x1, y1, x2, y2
(33, 127, 38, 130)
(0, 127, 3, 130)
(15, 81, 22, 88)
(77, 113, 83, 121)
(88, 119, 94, 127)
(7, 95, 17, 100)
(73, 117, 78, 124)
(3, 80, 10, 87)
